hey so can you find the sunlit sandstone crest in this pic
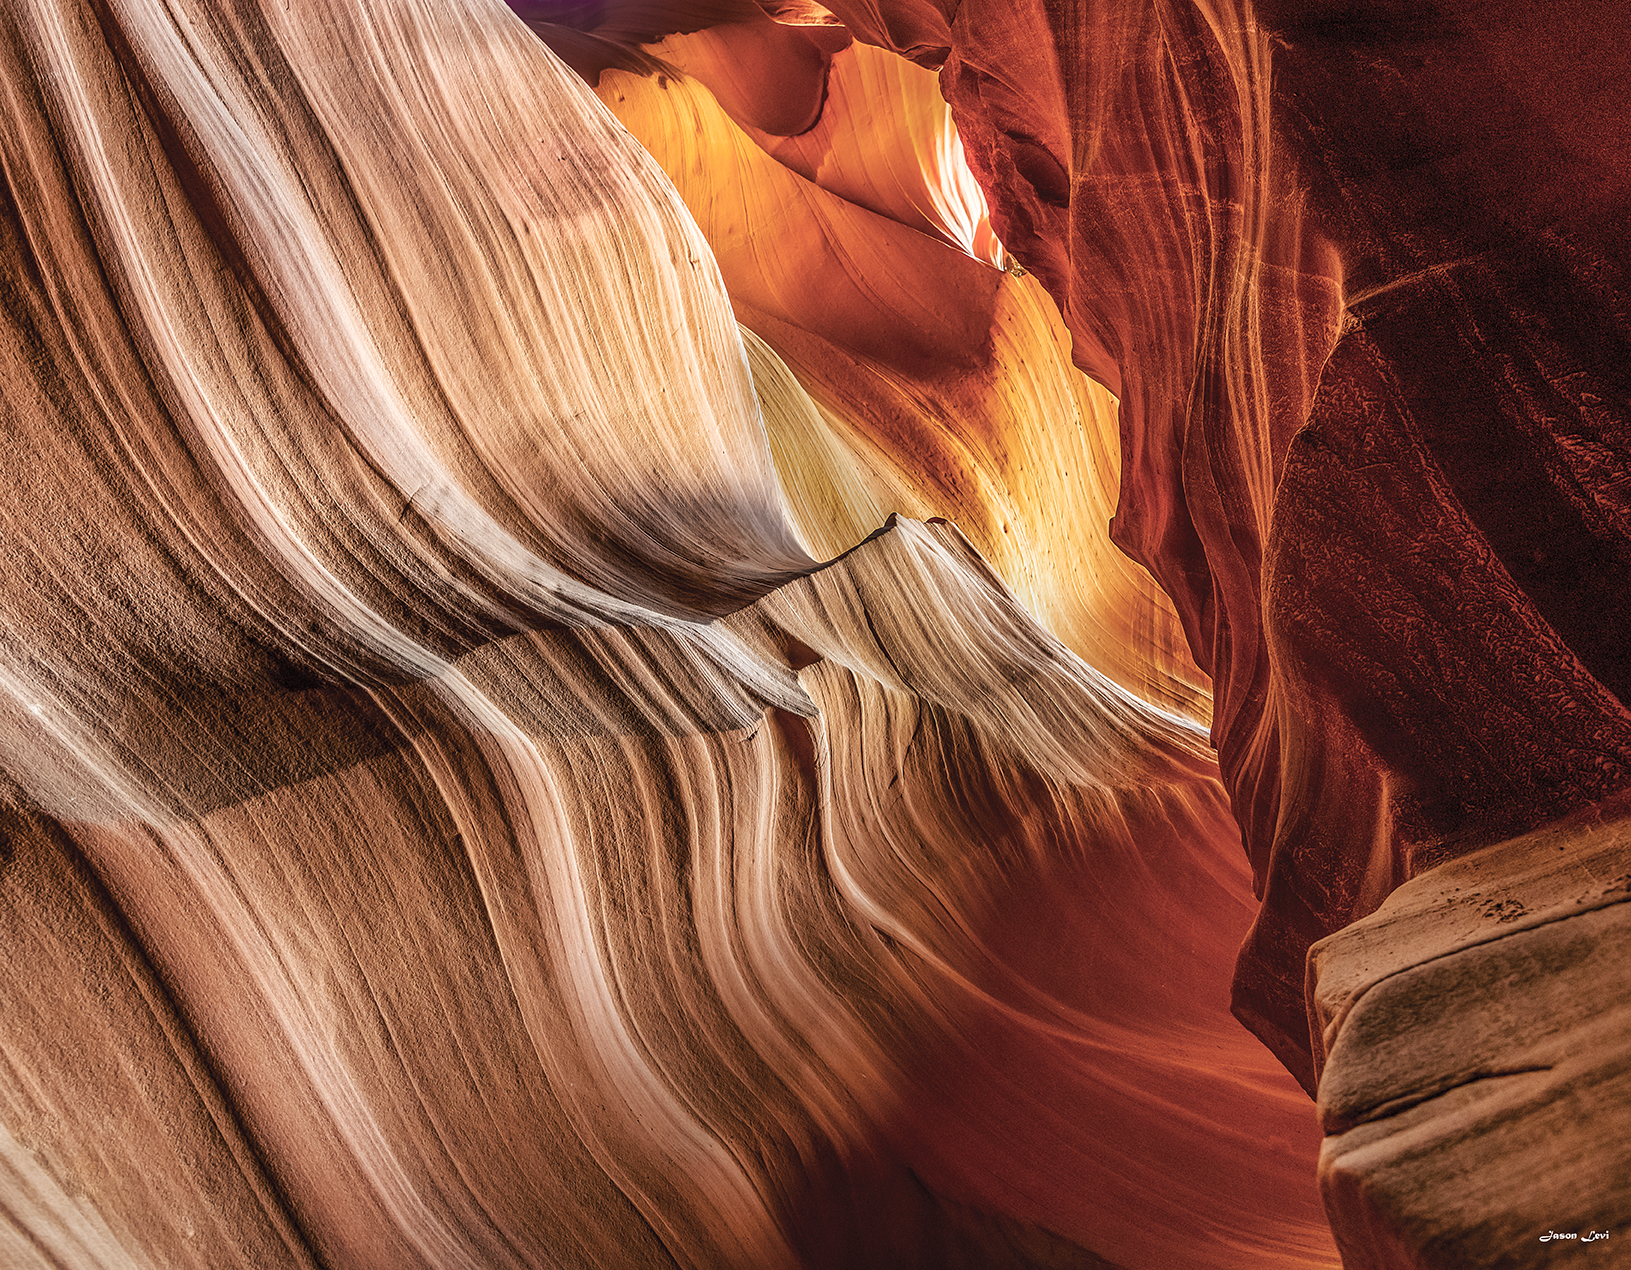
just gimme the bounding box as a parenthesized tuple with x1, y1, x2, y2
(3, 0, 1629, 1267)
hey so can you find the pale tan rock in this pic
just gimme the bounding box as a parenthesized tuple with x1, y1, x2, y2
(1310, 804, 1631, 1268)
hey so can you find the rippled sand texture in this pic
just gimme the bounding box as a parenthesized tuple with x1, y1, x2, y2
(0, 0, 1339, 1267)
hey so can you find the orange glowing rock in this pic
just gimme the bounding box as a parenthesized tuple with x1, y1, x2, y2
(595, 39, 1210, 720)
(0, 1, 1325, 1266)
(10, 0, 1625, 1265)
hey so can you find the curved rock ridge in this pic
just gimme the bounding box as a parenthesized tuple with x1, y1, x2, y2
(3, 512, 1335, 1269)
(0, 0, 1335, 1267)
(524, 4, 1631, 1261)
(586, 41, 1211, 721)
(745, 0, 1631, 1096)
(641, 31, 1002, 267)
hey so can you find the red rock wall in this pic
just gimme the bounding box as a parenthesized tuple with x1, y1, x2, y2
(771, 0, 1631, 1091)
(8, 0, 1626, 1263)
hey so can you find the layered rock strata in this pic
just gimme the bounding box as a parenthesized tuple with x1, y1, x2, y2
(0, 0, 1336, 1265)
(733, 0, 1631, 1097)
(1310, 799, 1631, 1268)
(530, 0, 1631, 1262)
(7, 0, 1626, 1261)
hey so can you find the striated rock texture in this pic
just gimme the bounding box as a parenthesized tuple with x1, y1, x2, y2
(730, 0, 1631, 1098)
(718, 0, 1627, 1262)
(531, 0, 1631, 1263)
(1309, 797, 1631, 1268)
(0, 0, 1338, 1266)
(4, 0, 1625, 1264)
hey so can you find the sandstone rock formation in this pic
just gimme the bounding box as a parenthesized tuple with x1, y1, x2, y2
(3, 0, 1626, 1266)
(1311, 797, 1631, 1268)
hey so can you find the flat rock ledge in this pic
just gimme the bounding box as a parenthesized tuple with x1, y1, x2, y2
(1309, 799, 1631, 1269)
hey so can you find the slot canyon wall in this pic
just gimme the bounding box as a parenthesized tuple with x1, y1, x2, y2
(0, 1, 1626, 1269)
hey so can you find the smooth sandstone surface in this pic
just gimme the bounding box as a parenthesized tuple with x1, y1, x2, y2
(4, 0, 1627, 1264)
(1, 0, 1335, 1266)
(1310, 799, 1631, 1267)
(770, 0, 1631, 1097)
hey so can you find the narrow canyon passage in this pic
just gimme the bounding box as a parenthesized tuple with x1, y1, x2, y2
(2, 0, 1626, 1267)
